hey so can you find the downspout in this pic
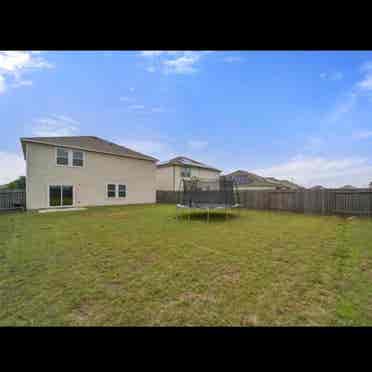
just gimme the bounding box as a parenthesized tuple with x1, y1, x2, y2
(173, 165, 175, 191)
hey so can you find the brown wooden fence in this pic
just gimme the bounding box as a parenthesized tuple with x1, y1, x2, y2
(0, 189, 26, 210)
(157, 189, 372, 217)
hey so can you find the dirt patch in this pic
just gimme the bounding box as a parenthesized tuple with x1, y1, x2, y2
(70, 302, 94, 324)
(240, 314, 258, 326)
(220, 265, 241, 284)
(143, 253, 159, 264)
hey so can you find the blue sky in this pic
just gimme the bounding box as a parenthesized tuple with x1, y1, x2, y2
(1, 50, 372, 187)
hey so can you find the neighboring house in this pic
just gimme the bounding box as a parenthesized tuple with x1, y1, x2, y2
(156, 156, 221, 191)
(20, 136, 158, 210)
(264, 177, 303, 190)
(309, 185, 325, 190)
(224, 170, 302, 190)
(340, 185, 356, 189)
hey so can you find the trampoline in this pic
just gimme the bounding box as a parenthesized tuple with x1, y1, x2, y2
(176, 176, 240, 221)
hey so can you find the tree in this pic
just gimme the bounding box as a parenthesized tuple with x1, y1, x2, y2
(7, 176, 26, 190)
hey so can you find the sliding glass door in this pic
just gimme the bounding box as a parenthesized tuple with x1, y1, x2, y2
(49, 185, 73, 207)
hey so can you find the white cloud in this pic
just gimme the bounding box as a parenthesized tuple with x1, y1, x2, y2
(0, 152, 25, 185)
(139, 51, 208, 75)
(356, 61, 372, 91)
(320, 71, 343, 81)
(352, 130, 372, 140)
(163, 53, 201, 74)
(140, 51, 166, 57)
(0, 75, 5, 93)
(139, 51, 181, 58)
(223, 56, 243, 63)
(254, 155, 372, 188)
(32, 115, 80, 137)
(187, 140, 208, 150)
(357, 75, 372, 91)
(0, 51, 53, 94)
(119, 96, 131, 102)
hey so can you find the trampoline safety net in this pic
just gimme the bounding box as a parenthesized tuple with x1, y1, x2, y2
(178, 176, 240, 209)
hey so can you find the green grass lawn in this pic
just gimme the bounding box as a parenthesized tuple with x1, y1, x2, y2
(1, 204, 372, 326)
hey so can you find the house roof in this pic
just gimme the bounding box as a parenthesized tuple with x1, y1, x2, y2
(20, 136, 158, 162)
(157, 156, 222, 172)
(340, 185, 356, 189)
(224, 170, 278, 187)
(265, 177, 303, 190)
(224, 170, 303, 189)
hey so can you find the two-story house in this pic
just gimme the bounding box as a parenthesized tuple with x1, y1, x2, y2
(156, 156, 221, 191)
(20, 136, 158, 210)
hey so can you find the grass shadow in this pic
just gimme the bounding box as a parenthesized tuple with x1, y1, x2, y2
(175, 210, 240, 222)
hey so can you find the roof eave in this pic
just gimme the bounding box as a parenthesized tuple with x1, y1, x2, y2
(156, 162, 221, 173)
(20, 138, 158, 163)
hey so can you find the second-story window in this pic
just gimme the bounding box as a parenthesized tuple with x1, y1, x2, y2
(56, 148, 84, 167)
(73, 151, 84, 167)
(181, 167, 191, 178)
(57, 148, 69, 166)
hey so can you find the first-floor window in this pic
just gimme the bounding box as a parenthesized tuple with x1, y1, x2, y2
(118, 184, 126, 198)
(49, 185, 73, 207)
(107, 184, 116, 198)
(107, 184, 127, 198)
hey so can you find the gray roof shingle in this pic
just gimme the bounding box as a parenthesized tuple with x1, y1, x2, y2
(157, 156, 221, 172)
(20, 136, 158, 162)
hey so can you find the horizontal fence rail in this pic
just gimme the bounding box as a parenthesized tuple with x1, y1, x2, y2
(157, 189, 372, 217)
(0, 189, 26, 210)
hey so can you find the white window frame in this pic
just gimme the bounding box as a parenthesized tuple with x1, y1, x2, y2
(56, 148, 69, 167)
(47, 184, 74, 208)
(106, 184, 117, 198)
(72, 150, 85, 168)
(55, 147, 85, 168)
(181, 167, 191, 178)
(106, 183, 127, 199)
(118, 184, 126, 198)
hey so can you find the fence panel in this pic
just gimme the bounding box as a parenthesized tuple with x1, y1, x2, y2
(156, 189, 372, 217)
(0, 189, 26, 210)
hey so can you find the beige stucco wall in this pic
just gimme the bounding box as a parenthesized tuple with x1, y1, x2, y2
(156, 165, 221, 191)
(156, 166, 175, 191)
(25, 142, 156, 210)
